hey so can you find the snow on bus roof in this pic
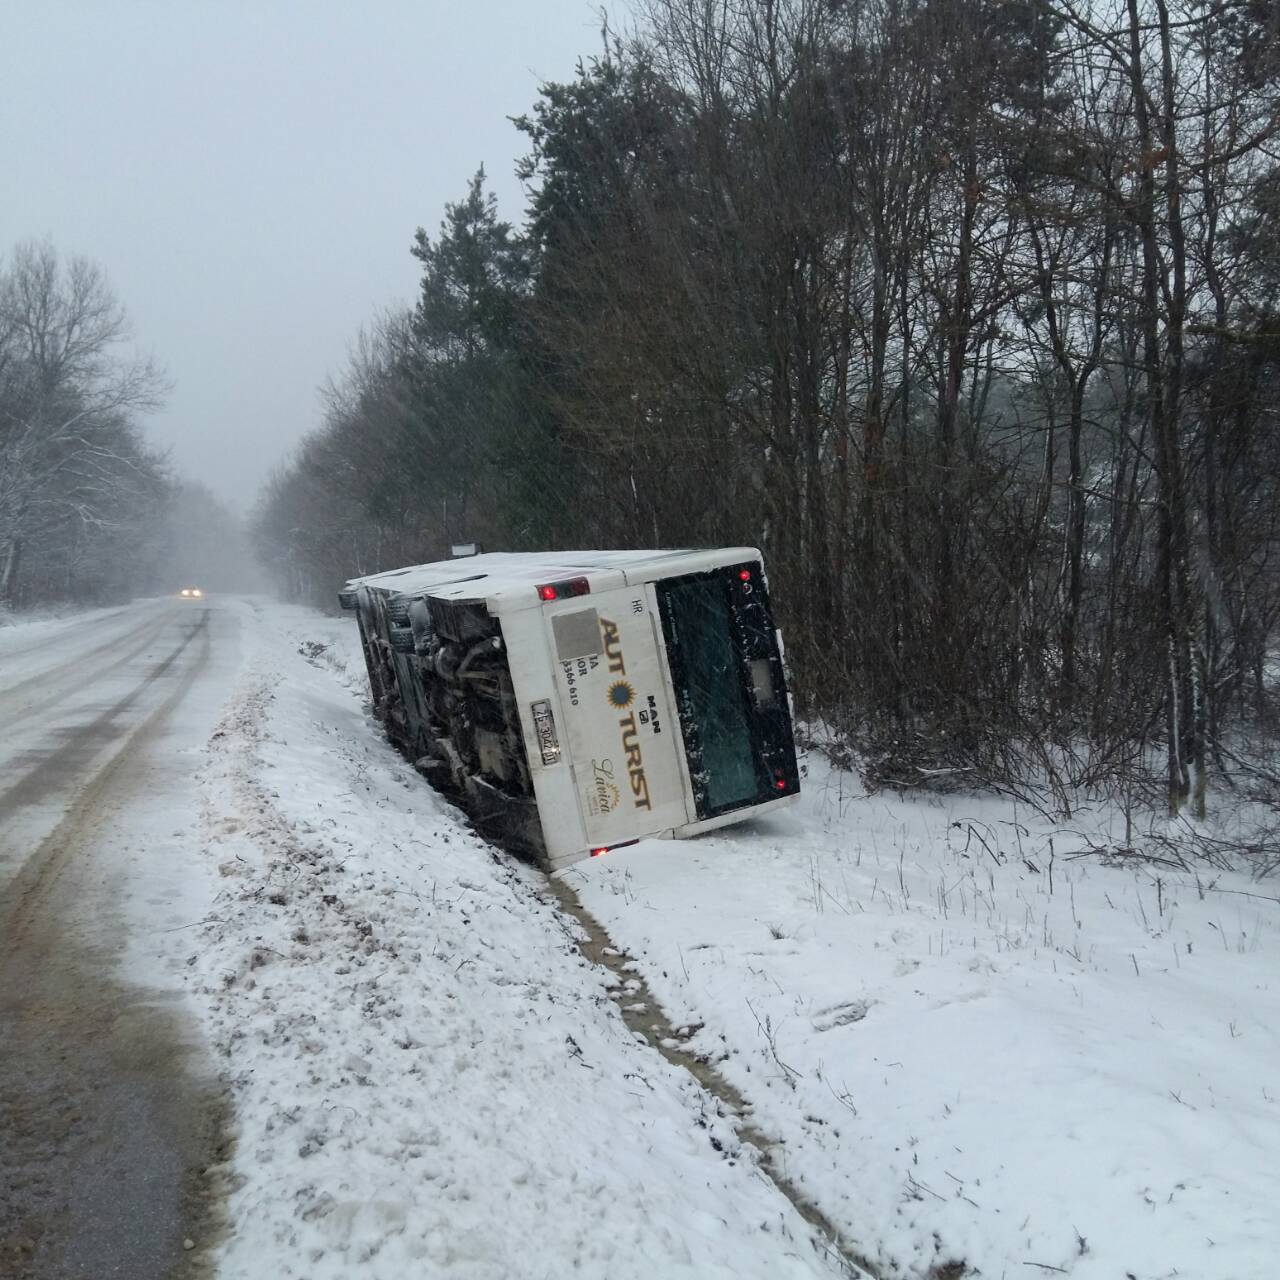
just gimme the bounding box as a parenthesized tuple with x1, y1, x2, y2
(347, 548, 759, 600)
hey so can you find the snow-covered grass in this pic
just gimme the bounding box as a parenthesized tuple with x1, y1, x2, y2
(571, 771, 1280, 1280)
(189, 606, 841, 1279)
(189, 603, 1280, 1280)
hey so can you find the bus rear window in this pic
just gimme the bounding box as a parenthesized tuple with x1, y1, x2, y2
(656, 564, 798, 820)
(658, 577, 759, 814)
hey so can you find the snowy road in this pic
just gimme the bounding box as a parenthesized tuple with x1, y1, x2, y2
(1, 598, 242, 1279)
(2, 601, 207, 876)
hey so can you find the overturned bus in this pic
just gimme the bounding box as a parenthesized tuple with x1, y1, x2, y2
(340, 549, 800, 870)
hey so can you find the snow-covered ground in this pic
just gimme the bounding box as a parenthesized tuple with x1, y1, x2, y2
(119, 599, 1278, 1278)
(571, 782, 1280, 1279)
(185, 603, 842, 1279)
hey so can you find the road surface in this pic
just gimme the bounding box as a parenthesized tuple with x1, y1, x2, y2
(0, 597, 242, 1280)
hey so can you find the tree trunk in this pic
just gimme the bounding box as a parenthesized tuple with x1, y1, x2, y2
(0, 534, 22, 607)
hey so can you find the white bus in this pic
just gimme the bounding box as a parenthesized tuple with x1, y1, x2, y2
(340, 548, 800, 870)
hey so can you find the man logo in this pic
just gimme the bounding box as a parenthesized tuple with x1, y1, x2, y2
(607, 680, 635, 710)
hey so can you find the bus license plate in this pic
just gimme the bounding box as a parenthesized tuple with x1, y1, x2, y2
(531, 700, 561, 765)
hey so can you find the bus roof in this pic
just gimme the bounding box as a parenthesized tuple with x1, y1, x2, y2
(347, 548, 760, 602)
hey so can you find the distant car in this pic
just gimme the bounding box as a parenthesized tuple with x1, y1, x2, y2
(179, 587, 204, 598)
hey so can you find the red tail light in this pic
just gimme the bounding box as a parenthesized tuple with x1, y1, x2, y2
(536, 577, 590, 603)
(589, 839, 638, 858)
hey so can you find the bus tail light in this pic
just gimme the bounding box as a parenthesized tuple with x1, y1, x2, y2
(536, 577, 590, 603)
(590, 839, 638, 858)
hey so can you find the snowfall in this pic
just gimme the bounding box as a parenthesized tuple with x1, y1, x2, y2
(26, 599, 1280, 1279)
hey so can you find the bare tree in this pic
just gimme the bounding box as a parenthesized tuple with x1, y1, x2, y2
(0, 241, 167, 606)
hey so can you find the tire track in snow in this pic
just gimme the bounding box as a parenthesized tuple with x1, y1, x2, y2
(0, 607, 186, 736)
(0, 605, 133, 665)
(0, 611, 207, 826)
(547, 877, 879, 1280)
(0, 604, 159, 709)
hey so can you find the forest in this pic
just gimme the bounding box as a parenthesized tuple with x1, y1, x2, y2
(252, 0, 1280, 834)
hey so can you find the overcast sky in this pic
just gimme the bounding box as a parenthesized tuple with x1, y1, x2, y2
(1, 1, 608, 510)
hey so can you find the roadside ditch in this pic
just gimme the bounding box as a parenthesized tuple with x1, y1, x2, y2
(545, 874, 881, 1280)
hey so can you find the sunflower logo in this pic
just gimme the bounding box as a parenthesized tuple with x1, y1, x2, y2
(607, 680, 636, 710)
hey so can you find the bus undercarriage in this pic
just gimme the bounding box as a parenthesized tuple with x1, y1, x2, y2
(357, 591, 546, 860)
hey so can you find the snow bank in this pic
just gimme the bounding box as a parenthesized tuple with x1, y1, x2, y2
(571, 767, 1280, 1279)
(189, 607, 839, 1279)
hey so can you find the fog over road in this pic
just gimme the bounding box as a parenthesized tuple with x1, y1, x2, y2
(0, 598, 244, 1280)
